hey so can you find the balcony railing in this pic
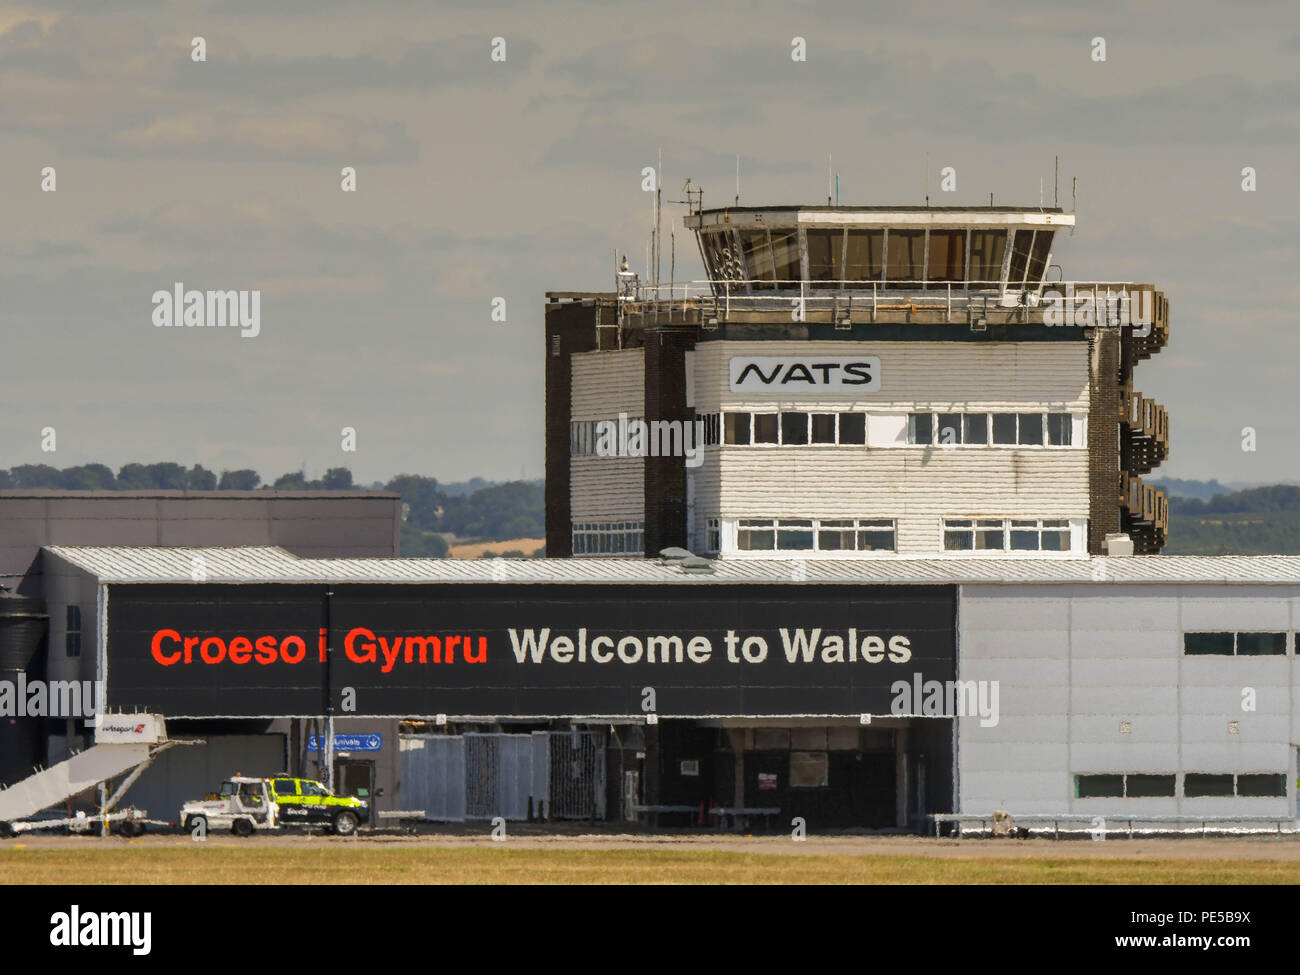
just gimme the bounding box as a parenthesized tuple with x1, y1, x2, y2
(1119, 471, 1169, 552)
(1120, 387, 1170, 474)
(615, 279, 1162, 331)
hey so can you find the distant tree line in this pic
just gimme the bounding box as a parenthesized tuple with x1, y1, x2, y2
(1169, 484, 1300, 515)
(0, 463, 543, 546)
(0, 462, 354, 492)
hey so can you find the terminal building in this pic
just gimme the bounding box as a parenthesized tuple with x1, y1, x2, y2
(2, 200, 1297, 835)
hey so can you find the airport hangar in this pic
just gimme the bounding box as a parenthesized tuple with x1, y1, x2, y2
(28, 543, 1300, 832)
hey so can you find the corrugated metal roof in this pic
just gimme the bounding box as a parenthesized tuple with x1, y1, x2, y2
(40, 545, 1300, 586)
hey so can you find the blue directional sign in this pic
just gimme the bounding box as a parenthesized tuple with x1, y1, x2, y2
(306, 733, 382, 752)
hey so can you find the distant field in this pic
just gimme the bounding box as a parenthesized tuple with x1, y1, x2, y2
(7, 838, 1300, 884)
(1166, 511, 1300, 555)
(448, 537, 545, 559)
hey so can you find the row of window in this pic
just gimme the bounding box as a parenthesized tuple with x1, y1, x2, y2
(1184, 632, 1288, 656)
(726, 518, 898, 553)
(943, 518, 1071, 552)
(710, 411, 867, 446)
(1075, 773, 1286, 799)
(908, 412, 1074, 447)
(572, 521, 645, 555)
(704, 226, 1054, 291)
(703, 411, 1075, 448)
(571, 419, 626, 456)
(700, 516, 1077, 553)
(575, 411, 1078, 452)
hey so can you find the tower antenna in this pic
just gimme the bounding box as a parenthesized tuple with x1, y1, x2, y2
(654, 147, 662, 290)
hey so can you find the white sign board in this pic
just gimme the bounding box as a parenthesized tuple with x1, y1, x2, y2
(729, 356, 881, 393)
(94, 714, 165, 744)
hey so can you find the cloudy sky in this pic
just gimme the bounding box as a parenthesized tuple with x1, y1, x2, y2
(2, 0, 1297, 486)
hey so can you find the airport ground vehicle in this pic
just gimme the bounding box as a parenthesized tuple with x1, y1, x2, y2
(180, 775, 370, 836)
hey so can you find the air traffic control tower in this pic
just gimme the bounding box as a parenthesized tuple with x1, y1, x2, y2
(545, 202, 1170, 560)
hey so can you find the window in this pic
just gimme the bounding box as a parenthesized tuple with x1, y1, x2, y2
(1027, 230, 1054, 286)
(926, 229, 966, 285)
(753, 413, 779, 444)
(1017, 412, 1044, 445)
(770, 230, 800, 284)
(780, 412, 809, 445)
(272, 779, 298, 797)
(1184, 773, 1286, 798)
(790, 751, 829, 788)
(705, 518, 720, 553)
(1075, 774, 1124, 798)
(736, 518, 896, 553)
(969, 230, 1007, 286)
(838, 413, 866, 444)
(776, 519, 815, 550)
(1184, 632, 1285, 656)
(943, 518, 1006, 552)
(1183, 632, 1234, 655)
(962, 413, 988, 445)
(936, 412, 962, 445)
(66, 605, 81, 658)
(907, 412, 934, 445)
(1237, 774, 1286, 797)
(1075, 773, 1175, 798)
(1007, 229, 1034, 288)
(572, 521, 645, 556)
(300, 780, 330, 797)
(737, 519, 776, 551)
(857, 520, 896, 551)
(1184, 774, 1234, 797)
(701, 232, 730, 282)
(1009, 519, 1071, 552)
(701, 412, 721, 447)
(991, 413, 1017, 445)
(844, 230, 884, 283)
(1047, 412, 1073, 446)
(740, 231, 775, 289)
(817, 520, 856, 552)
(884, 230, 924, 287)
(1236, 632, 1286, 656)
(806, 229, 843, 289)
(1125, 774, 1176, 798)
(811, 413, 837, 444)
(724, 412, 751, 445)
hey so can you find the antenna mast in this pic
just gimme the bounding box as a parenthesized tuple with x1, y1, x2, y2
(654, 148, 662, 291)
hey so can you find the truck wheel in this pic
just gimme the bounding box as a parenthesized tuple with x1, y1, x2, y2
(0, 822, 13, 839)
(184, 815, 207, 835)
(332, 811, 359, 836)
(118, 820, 138, 838)
(232, 818, 254, 837)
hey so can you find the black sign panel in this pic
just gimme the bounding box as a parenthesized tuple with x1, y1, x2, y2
(105, 583, 956, 718)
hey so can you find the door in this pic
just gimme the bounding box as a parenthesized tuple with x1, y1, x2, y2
(296, 778, 336, 824)
(270, 777, 311, 824)
(335, 761, 375, 802)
